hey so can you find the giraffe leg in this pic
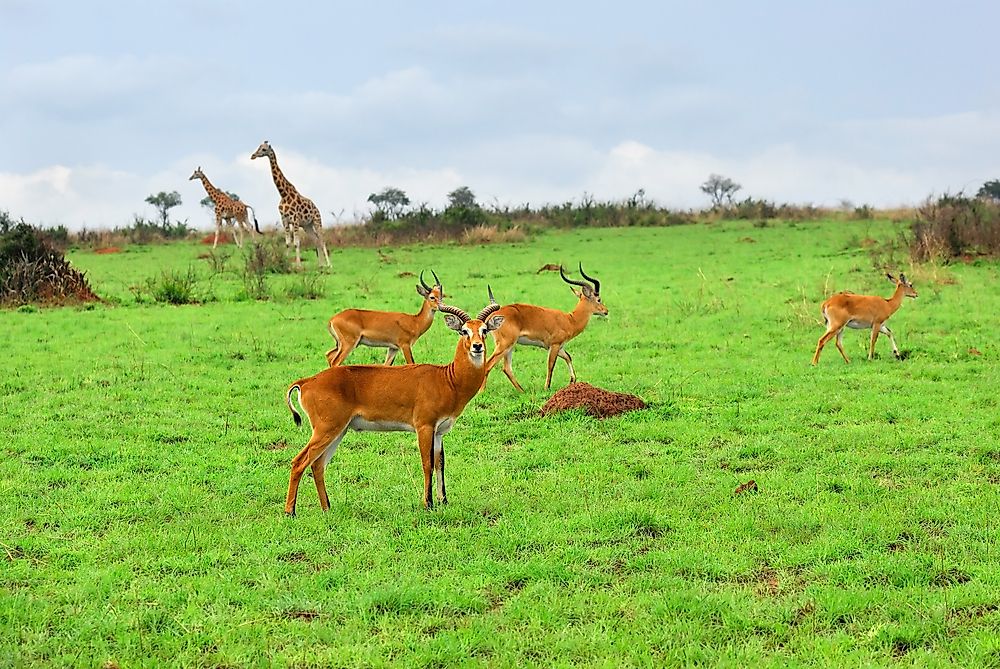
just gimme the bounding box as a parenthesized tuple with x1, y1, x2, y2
(293, 227, 303, 266)
(319, 231, 331, 267)
(213, 213, 222, 249)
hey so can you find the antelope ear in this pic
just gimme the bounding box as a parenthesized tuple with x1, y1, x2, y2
(570, 287, 582, 298)
(485, 315, 505, 332)
(886, 273, 896, 283)
(442, 313, 465, 333)
(416, 284, 430, 298)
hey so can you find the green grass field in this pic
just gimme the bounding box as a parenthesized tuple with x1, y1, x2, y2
(3, 220, 1000, 667)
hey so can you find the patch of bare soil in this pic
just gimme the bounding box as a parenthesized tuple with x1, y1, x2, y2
(200, 232, 234, 245)
(94, 247, 121, 254)
(539, 382, 646, 419)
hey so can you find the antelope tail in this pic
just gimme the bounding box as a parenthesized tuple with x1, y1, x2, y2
(286, 383, 303, 427)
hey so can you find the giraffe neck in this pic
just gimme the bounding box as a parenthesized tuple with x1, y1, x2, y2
(197, 174, 225, 202)
(267, 154, 297, 201)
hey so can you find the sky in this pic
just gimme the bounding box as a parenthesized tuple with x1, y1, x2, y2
(2, 0, 999, 230)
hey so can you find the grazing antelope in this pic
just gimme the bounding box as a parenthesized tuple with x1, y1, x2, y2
(812, 273, 918, 365)
(485, 264, 607, 391)
(325, 270, 445, 366)
(284, 298, 505, 514)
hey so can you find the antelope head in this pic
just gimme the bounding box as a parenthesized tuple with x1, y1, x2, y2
(189, 167, 205, 181)
(251, 140, 274, 161)
(886, 272, 918, 298)
(561, 263, 608, 316)
(440, 299, 504, 366)
(416, 269, 446, 310)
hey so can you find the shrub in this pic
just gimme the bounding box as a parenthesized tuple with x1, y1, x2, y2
(0, 213, 99, 307)
(284, 273, 325, 300)
(909, 193, 1000, 261)
(245, 237, 293, 275)
(460, 225, 526, 245)
(137, 267, 201, 305)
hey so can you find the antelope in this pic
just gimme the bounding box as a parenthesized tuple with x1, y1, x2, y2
(325, 270, 445, 366)
(812, 273, 918, 365)
(485, 264, 607, 391)
(284, 298, 504, 514)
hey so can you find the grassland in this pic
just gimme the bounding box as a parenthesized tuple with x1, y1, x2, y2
(2, 220, 999, 667)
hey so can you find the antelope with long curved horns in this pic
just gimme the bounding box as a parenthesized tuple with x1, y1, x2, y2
(484, 263, 607, 391)
(285, 294, 504, 514)
(325, 270, 445, 366)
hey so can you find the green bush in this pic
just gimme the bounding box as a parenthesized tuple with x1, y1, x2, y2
(140, 268, 201, 305)
(0, 212, 99, 306)
(910, 193, 1000, 261)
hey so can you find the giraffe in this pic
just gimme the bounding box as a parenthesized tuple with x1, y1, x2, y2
(189, 167, 261, 248)
(250, 141, 331, 267)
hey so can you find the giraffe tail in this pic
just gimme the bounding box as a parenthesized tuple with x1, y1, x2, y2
(247, 205, 262, 235)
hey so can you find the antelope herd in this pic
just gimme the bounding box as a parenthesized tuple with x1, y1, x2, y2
(185, 141, 919, 514)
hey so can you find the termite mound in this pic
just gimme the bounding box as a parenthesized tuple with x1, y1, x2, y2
(539, 382, 646, 419)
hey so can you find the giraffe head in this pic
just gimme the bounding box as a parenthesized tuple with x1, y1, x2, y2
(189, 166, 205, 181)
(251, 141, 274, 161)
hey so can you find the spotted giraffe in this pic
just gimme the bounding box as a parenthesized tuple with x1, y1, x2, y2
(250, 141, 331, 267)
(189, 167, 261, 248)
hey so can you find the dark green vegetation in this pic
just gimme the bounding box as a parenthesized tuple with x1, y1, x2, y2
(2, 221, 999, 666)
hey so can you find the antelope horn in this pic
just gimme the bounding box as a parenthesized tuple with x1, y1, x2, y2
(578, 263, 600, 294)
(559, 265, 589, 289)
(419, 270, 432, 292)
(477, 285, 501, 321)
(438, 304, 470, 323)
(431, 269, 441, 288)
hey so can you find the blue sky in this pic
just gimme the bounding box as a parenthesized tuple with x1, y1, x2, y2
(2, 0, 999, 229)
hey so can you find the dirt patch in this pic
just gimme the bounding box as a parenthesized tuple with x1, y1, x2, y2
(734, 480, 759, 495)
(539, 382, 646, 419)
(536, 263, 560, 273)
(200, 232, 234, 245)
(265, 439, 289, 451)
(94, 247, 121, 254)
